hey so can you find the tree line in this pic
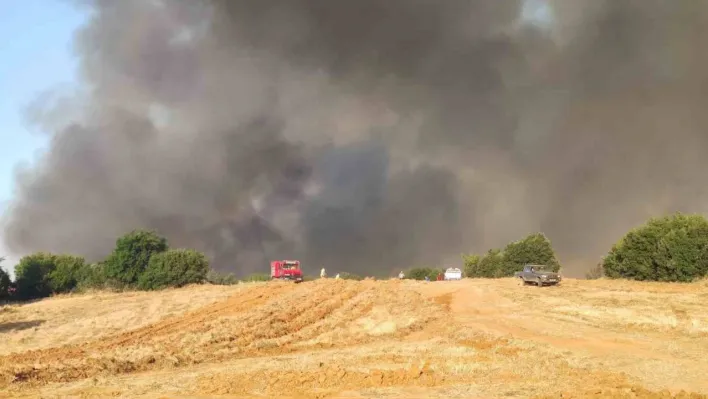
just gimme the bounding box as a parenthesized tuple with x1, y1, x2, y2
(405, 213, 708, 283)
(3, 212, 708, 300)
(0, 230, 211, 300)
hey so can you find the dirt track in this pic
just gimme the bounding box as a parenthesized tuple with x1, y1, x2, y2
(1, 278, 707, 398)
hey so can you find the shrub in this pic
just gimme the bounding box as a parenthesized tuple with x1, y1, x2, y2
(338, 272, 363, 280)
(406, 267, 443, 281)
(137, 249, 209, 290)
(206, 269, 239, 285)
(0, 257, 10, 299)
(243, 273, 271, 282)
(104, 230, 168, 287)
(475, 249, 505, 278)
(500, 233, 560, 276)
(585, 263, 604, 280)
(14, 252, 57, 299)
(462, 233, 560, 279)
(48, 255, 87, 293)
(76, 263, 111, 291)
(462, 254, 481, 277)
(602, 213, 708, 282)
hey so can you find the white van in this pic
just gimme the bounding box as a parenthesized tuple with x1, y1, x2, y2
(444, 267, 462, 280)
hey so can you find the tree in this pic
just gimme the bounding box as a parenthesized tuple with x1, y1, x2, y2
(14, 252, 57, 299)
(0, 257, 11, 299)
(500, 233, 560, 276)
(104, 230, 168, 287)
(462, 254, 481, 277)
(603, 213, 708, 282)
(406, 267, 443, 281)
(48, 255, 87, 293)
(76, 262, 109, 290)
(137, 249, 209, 290)
(475, 249, 505, 278)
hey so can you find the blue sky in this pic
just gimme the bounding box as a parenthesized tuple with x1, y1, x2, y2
(0, 0, 87, 271)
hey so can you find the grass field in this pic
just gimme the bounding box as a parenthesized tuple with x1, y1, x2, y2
(1, 277, 707, 398)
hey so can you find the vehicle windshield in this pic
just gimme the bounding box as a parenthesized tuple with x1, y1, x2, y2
(531, 265, 547, 272)
(283, 263, 299, 270)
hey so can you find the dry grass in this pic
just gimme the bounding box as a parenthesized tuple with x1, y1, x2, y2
(0, 284, 245, 355)
(1, 278, 707, 398)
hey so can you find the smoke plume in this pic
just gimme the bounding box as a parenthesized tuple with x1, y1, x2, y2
(4, 0, 708, 277)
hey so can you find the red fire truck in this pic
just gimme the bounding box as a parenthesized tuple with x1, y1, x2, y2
(270, 260, 304, 282)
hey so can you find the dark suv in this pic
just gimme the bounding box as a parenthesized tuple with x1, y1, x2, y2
(515, 264, 561, 287)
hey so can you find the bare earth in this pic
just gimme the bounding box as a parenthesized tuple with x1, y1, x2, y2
(1, 278, 707, 398)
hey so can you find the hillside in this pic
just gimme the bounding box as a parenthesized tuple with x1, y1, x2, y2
(1, 278, 707, 398)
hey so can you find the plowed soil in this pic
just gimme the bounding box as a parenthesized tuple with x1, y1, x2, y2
(1, 278, 708, 398)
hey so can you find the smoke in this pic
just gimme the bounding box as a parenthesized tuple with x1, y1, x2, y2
(3, 0, 708, 277)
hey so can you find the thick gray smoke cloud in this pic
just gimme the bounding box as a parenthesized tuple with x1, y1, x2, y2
(4, 0, 708, 277)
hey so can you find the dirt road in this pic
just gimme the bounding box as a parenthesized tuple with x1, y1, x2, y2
(1, 278, 707, 398)
(417, 279, 708, 394)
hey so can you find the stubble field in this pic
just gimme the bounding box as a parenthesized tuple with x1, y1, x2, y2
(1, 277, 707, 398)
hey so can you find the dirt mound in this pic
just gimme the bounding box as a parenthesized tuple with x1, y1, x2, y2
(536, 387, 708, 399)
(198, 361, 446, 398)
(0, 284, 242, 355)
(2, 278, 708, 398)
(0, 279, 443, 388)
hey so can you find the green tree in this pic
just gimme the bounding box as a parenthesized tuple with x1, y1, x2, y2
(0, 257, 11, 299)
(603, 213, 708, 282)
(462, 254, 481, 277)
(48, 255, 87, 293)
(76, 262, 109, 290)
(475, 249, 505, 278)
(137, 249, 209, 290)
(14, 252, 57, 299)
(104, 230, 168, 287)
(406, 267, 443, 281)
(500, 233, 560, 276)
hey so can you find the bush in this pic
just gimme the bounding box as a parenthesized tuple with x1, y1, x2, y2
(104, 230, 168, 287)
(206, 270, 239, 285)
(406, 267, 443, 281)
(338, 272, 363, 280)
(462, 254, 481, 277)
(602, 213, 708, 282)
(501, 233, 560, 276)
(0, 257, 10, 299)
(243, 273, 271, 282)
(14, 252, 57, 299)
(463, 233, 560, 278)
(475, 249, 505, 278)
(137, 249, 209, 290)
(585, 263, 604, 280)
(48, 255, 87, 293)
(76, 263, 111, 291)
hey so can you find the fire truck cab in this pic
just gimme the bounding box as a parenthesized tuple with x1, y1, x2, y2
(270, 260, 304, 282)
